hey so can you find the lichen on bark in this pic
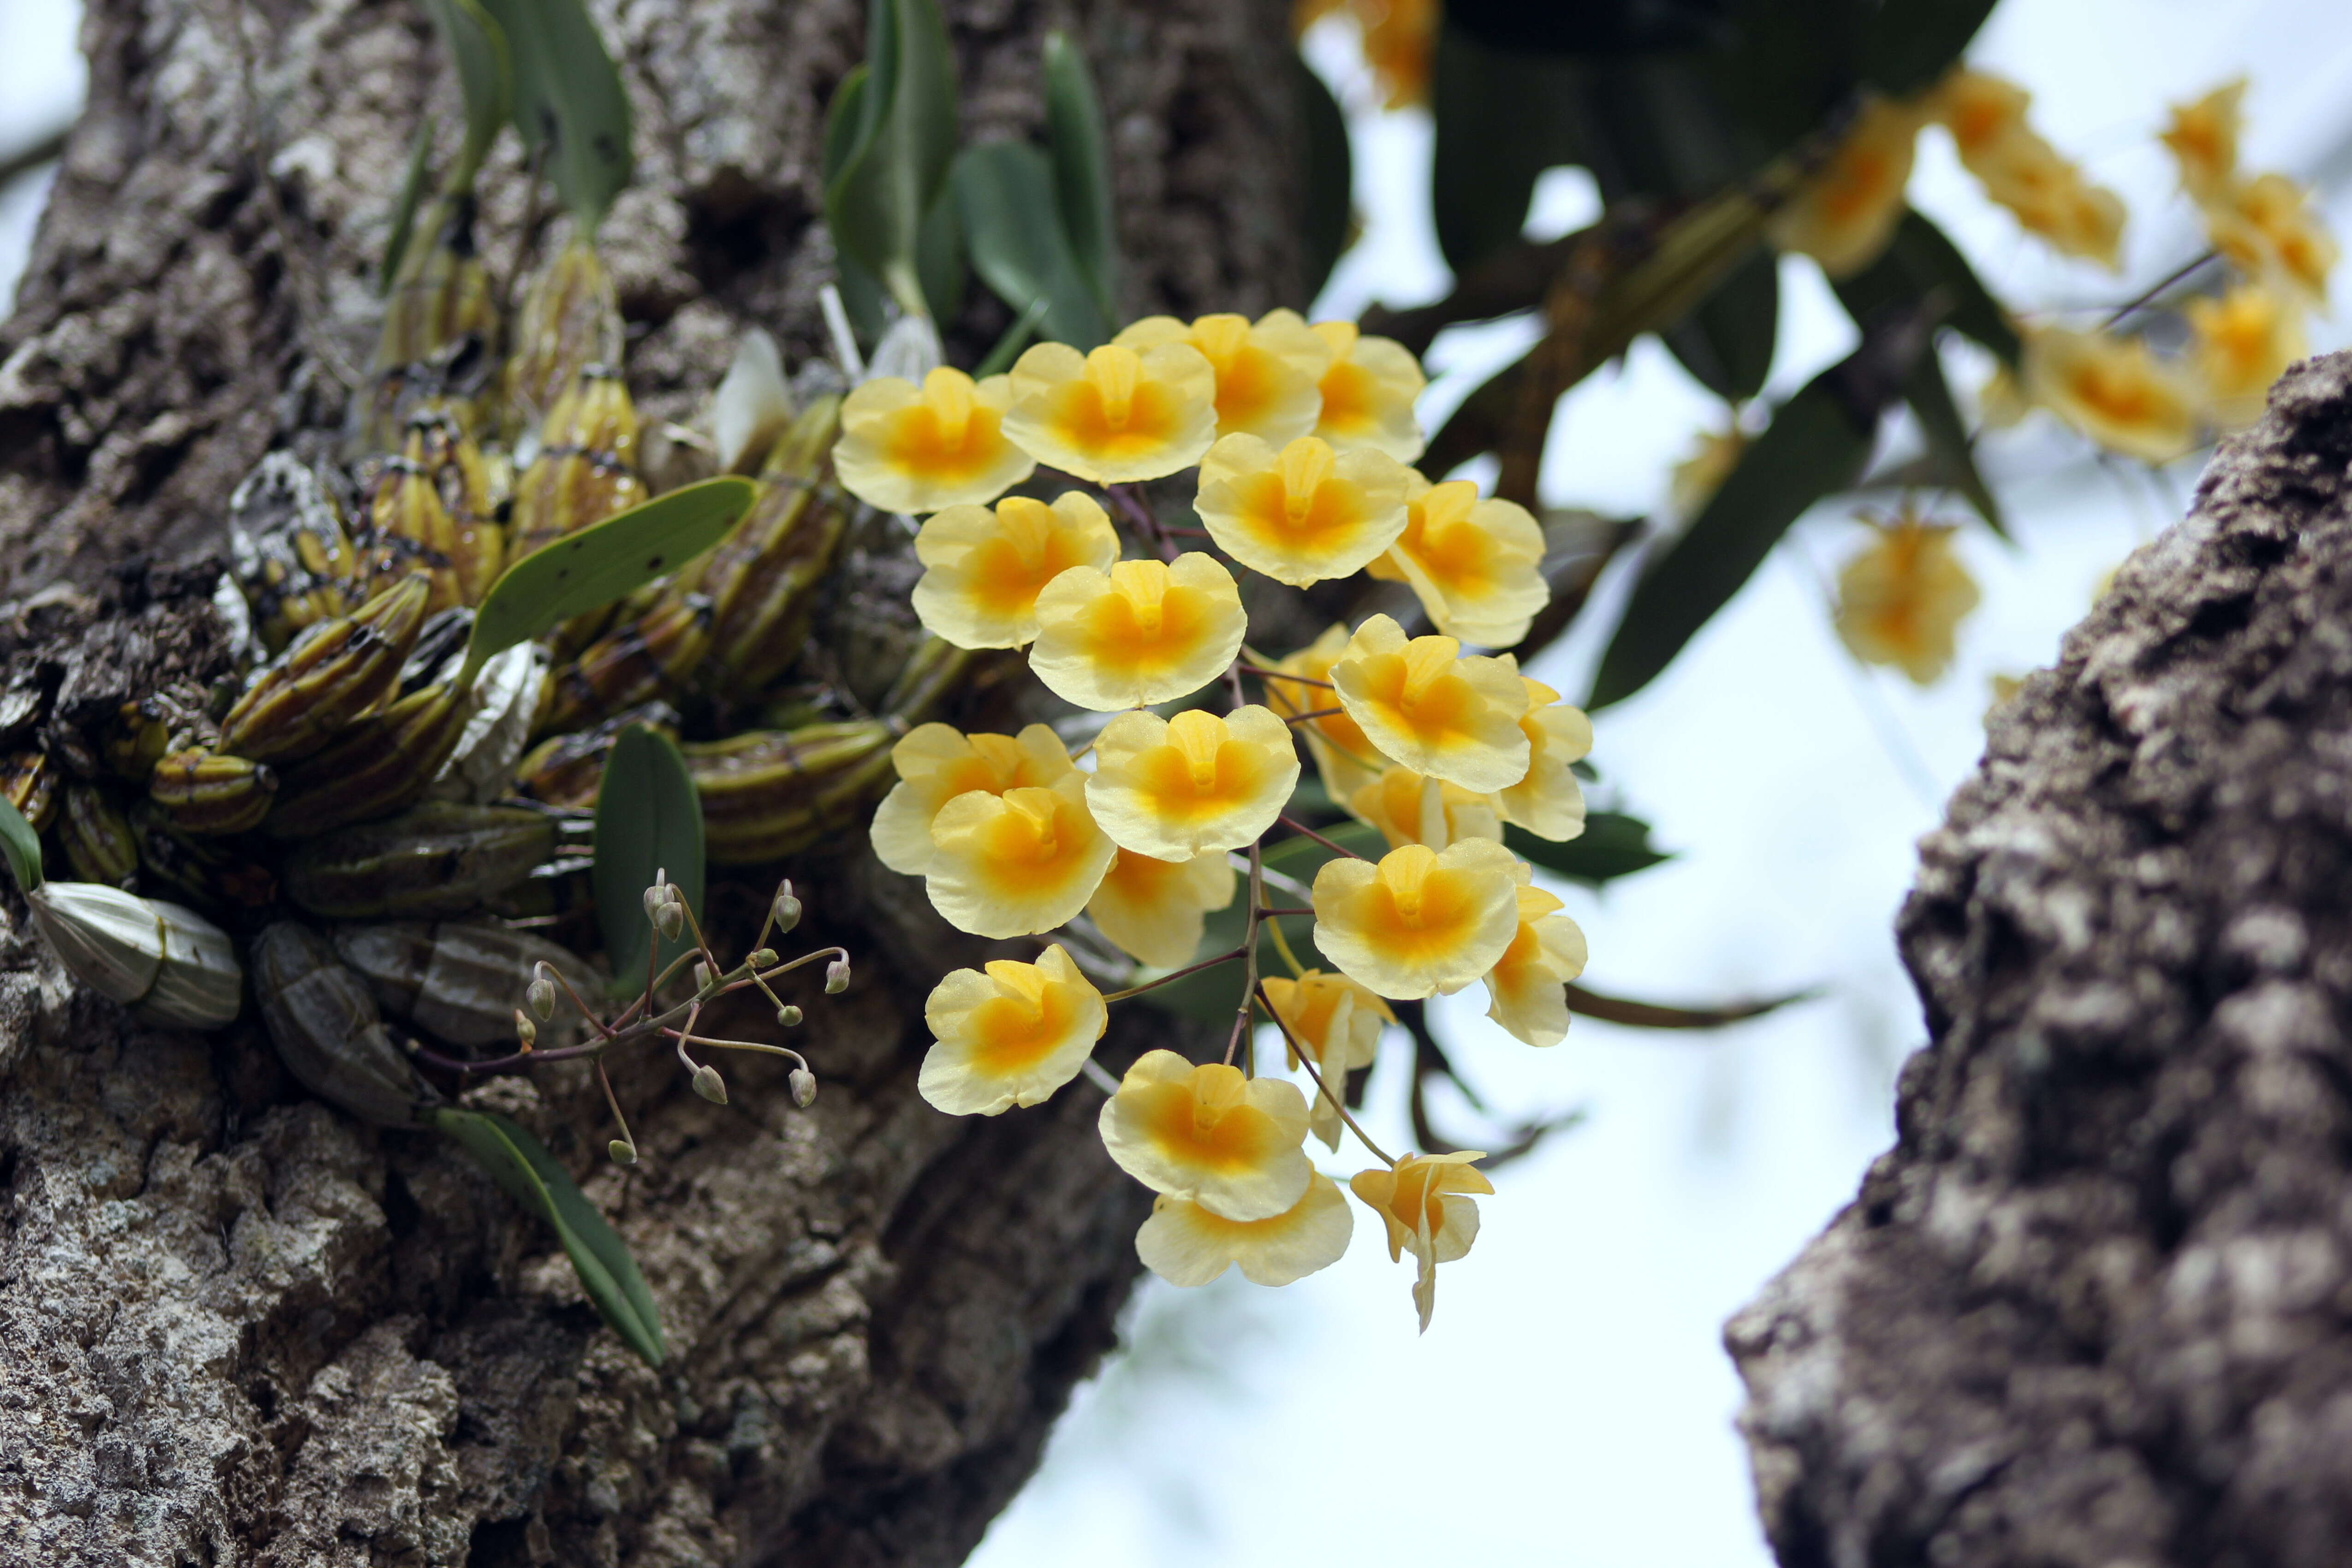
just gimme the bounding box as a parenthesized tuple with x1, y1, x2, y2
(1731, 350, 2352, 1568)
(0, 0, 1307, 1562)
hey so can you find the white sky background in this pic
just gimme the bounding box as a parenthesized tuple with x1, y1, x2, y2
(1, 2, 2349, 1564)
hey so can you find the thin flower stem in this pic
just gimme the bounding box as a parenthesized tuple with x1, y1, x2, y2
(674, 1002, 706, 1075)
(1254, 981, 1397, 1167)
(596, 1060, 636, 1153)
(544, 964, 619, 1040)
(1225, 842, 1266, 1068)
(666, 1028, 808, 1068)
(1280, 706, 1346, 725)
(1265, 911, 1308, 979)
(1277, 814, 1368, 861)
(1256, 905, 1313, 920)
(1106, 483, 1179, 562)
(2101, 248, 2219, 327)
(1163, 526, 1213, 537)
(1098, 945, 1248, 1002)
(1237, 665, 1333, 689)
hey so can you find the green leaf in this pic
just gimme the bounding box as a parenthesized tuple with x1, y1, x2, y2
(1043, 31, 1119, 319)
(1429, 24, 1580, 274)
(1290, 51, 1354, 305)
(825, 0, 960, 317)
(1837, 208, 2020, 368)
(1858, 0, 1999, 100)
(1664, 248, 1778, 403)
(420, 0, 514, 191)
(462, 476, 755, 685)
(0, 794, 41, 891)
(377, 121, 438, 295)
(1588, 368, 1882, 710)
(1504, 814, 1669, 885)
(430, 1107, 666, 1365)
(594, 724, 705, 992)
(1901, 344, 2007, 538)
(951, 142, 1111, 350)
(915, 181, 967, 324)
(475, 0, 634, 232)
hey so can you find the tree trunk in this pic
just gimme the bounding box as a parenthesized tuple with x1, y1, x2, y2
(0, 1, 1302, 1563)
(1729, 351, 2352, 1568)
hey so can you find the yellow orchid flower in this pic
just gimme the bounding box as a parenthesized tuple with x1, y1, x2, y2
(2021, 327, 2198, 463)
(1929, 68, 2033, 174)
(2160, 77, 2247, 204)
(1350, 766, 1503, 853)
(1028, 554, 1249, 711)
(1350, 1150, 1492, 1331)
(923, 773, 1116, 939)
(1310, 837, 1522, 1000)
(2187, 285, 2306, 430)
(1969, 134, 2127, 270)
(870, 722, 1075, 877)
(833, 367, 1035, 514)
(1262, 624, 1391, 810)
(1099, 1049, 1314, 1221)
(1087, 706, 1301, 860)
(1115, 310, 1332, 442)
(1295, 0, 1437, 109)
(2207, 172, 2337, 311)
(1832, 509, 1981, 685)
(1765, 95, 1921, 277)
(1364, 476, 1550, 647)
(1194, 433, 1414, 587)
(1308, 320, 1427, 461)
(1262, 968, 1391, 1150)
(1087, 847, 1235, 968)
(1136, 1173, 1354, 1288)
(1494, 678, 1591, 843)
(1328, 614, 1531, 793)
(911, 493, 1122, 649)
(918, 944, 1107, 1116)
(1484, 868, 1588, 1048)
(1000, 340, 1219, 483)
(1669, 418, 1747, 516)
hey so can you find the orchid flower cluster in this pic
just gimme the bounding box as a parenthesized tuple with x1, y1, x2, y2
(830, 311, 1591, 1329)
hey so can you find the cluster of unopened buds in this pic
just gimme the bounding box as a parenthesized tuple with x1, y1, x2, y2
(831, 308, 1592, 1328)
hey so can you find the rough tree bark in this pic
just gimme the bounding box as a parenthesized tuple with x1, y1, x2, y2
(1730, 351, 2352, 1568)
(0, 1, 1303, 1563)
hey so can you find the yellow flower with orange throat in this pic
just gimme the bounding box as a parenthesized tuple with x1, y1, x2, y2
(1832, 508, 1982, 685)
(1262, 624, 1392, 810)
(1137, 1173, 1353, 1289)
(1000, 341, 1219, 483)
(1086, 706, 1301, 861)
(1099, 1050, 1315, 1220)
(1494, 678, 1591, 843)
(1308, 321, 1427, 461)
(1262, 968, 1392, 1150)
(1929, 69, 2032, 175)
(911, 493, 1120, 649)
(834, 366, 1035, 514)
(1087, 847, 1235, 968)
(1310, 837, 1523, 1000)
(1350, 766, 1503, 853)
(922, 773, 1116, 939)
(1484, 867, 1589, 1049)
(869, 722, 1075, 877)
(1351, 1151, 1492, 1331)
(1328, 615, 1532, 794)
(1028, 554, 1248, 711)
(2021, 327, 2198, 463)
(2207, 172, 2337, 310)
(2160, 78, 2247, 204)
(1194, 434, 1414, 586)
(1972, 137, 2127, 270)
(1766, 95, 1922, 277)
(2187, 285, 2305, 430)
(1115, 310, 1332, 443)
(919, 944, 1107, 1115)
(1365, 476, 1550, 647)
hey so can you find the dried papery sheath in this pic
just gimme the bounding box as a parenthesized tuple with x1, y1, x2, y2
(708, 327, 794, 473)
(250, 923, 436, 1126)
(429, 641, 547, 805)
(24, 882, 243, 1028)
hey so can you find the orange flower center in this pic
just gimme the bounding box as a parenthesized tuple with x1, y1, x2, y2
(963, 501, 1096, 618)
(967, 974, 1080, 1074)
(1076, 567, 1218, 682)
(1130, 716, 1274, 824)
(1047, 346, 1188, 459)
(885, 376, 1002, 481)
(1130, 1067, 1279, 1172)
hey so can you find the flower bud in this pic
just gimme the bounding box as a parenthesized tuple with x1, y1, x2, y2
(642, 882, 669, 924)
(609, 1139, 639, 1166)
(748, 948, 778, 970)
(825, 957, 850, 995)
(694, 961, 714, 992)
(776, 1004, 803, 1028)
(527, 971, 558, 1021)
(514, 1009, 537, 1048)
(789, 1068, 818, 1108)
(691, 1063, 728, 1105)
(655, 900, 685, 941)
(771, 887, 803, 934)
(26, 881, 243, 1028)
